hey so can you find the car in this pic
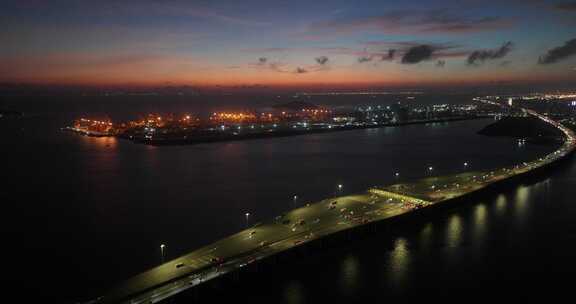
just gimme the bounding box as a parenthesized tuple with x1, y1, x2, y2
(210, 257, 222, 263)
(298, 219, 306, 226)
(312, 218, 320, 224)
(249, 230, 257, 236)
(176, 263, 185, 268)
(282, 219, 290, 225)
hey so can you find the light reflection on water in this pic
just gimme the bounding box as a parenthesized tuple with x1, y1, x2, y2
(340, 254, 360, 295)
(419, 223, 433, 252)
(514, 186, 530, 228)
(283, 280, 304, 304)
(472, 204, 488, 245)
(446, 214, 463, 249)
(495, 194, 507, 216)
(386, 238, 410, 290)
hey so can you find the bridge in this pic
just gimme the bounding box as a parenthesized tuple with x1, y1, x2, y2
(91, 108, 576, 304)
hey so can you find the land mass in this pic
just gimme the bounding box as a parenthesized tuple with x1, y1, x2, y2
(478, 116, 563, 138)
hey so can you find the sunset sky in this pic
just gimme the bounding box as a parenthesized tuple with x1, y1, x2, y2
(1, 0, 576, 89)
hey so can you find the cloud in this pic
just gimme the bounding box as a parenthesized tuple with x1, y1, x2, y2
(251, 56, 326, 75)
(381, 49, 396, 61)
(307, 10, 514, 36)
(315, 56, 329, 65)
(555, 2, 576, 11)
(436, 60, 446, 68)
(538, 38, 576, 64)
(295, 67, 308, 74)
(467, 41, 514, 65)
(401, 45, 435, 64)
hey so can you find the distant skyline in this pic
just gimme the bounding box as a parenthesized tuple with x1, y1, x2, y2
(1, 0, 576, 90)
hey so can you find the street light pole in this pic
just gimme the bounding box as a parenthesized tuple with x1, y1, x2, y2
(160, 244, 166, 264)
(245, 212, 250, 227)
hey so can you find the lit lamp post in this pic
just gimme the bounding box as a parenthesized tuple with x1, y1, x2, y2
(245, 212, 250, 227)
(428, 166, 434, 175)
(293, 195, 298, 207)
(160, 244, 166, 263)
(338, 184, 343, 192)
(464, 162, 469, 168)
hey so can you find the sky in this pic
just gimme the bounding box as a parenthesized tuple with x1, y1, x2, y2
(1, 0, 576, 90)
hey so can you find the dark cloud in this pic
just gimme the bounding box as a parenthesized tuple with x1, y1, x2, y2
(538, 38, 576, 64)
(315, 56, 329, 65)
(295, 67, 308, 74)
(467, 41, 513, 65)
(401, 45, 435, 64)
(381, 49, 396, 61)
(555, 2, 576, 11)
(436, 60, 446, 68)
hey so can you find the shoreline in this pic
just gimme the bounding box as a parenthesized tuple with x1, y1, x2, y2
(141, 116, 485, 146)
(64, 115, 487, 146)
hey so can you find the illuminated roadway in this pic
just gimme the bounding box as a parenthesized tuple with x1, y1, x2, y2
(91, 107, 576, 304)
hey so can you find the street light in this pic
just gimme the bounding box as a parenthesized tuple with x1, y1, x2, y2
(338, 184, 343, 191)
(160, 244, 166, 263)
(293, 195, 298, 207)
(245, 212, 250, 227)
(464, 162, 469, 167)
(395, 172, 400, 178)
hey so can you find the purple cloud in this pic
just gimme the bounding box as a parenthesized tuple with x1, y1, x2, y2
(539, 38, 576, 64)
(401, 45, 435, 64)
(467, 42, 514, 66)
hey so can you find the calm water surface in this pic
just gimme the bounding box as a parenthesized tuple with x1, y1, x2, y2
(1, 96, 573, 302)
